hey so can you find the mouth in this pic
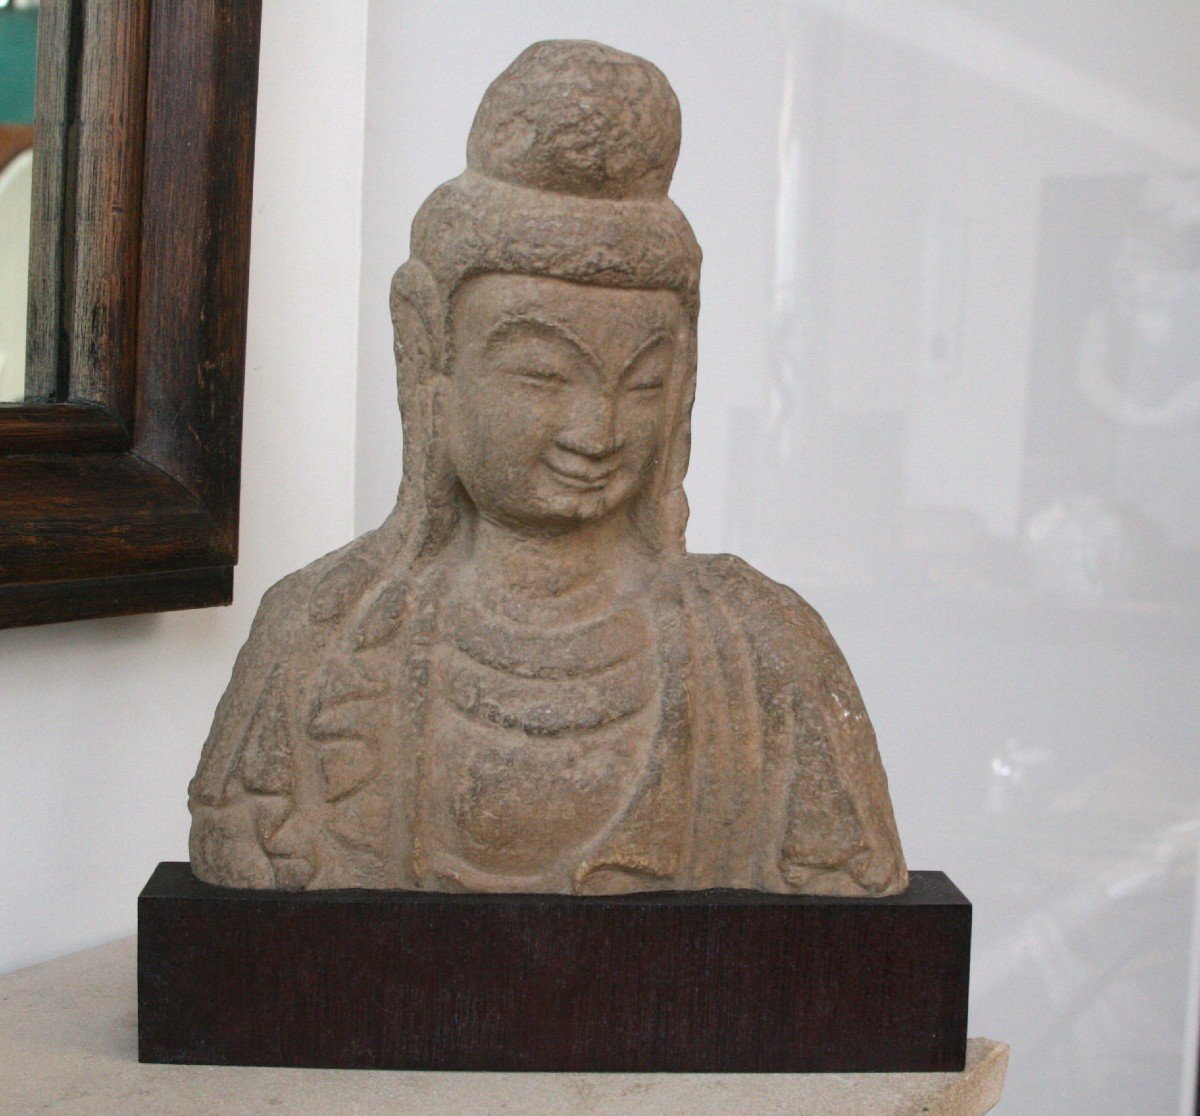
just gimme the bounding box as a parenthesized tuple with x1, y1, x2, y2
(543, 459, 620, 492)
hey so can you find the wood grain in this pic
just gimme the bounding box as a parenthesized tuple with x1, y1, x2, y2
(135, 0, 262, 549)
(0, 454, 223, 584)
(0, 402, 126, 453)
(139, 863, 972, 1073)
(1, 0, 263, 628)
(68, 0, 150, 427)
(0, 566, 231, 629)
(24, 0, 80, 403)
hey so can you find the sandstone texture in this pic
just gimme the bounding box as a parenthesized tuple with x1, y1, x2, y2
(189, 41, 908, 897)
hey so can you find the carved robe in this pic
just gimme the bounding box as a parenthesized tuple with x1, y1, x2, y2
(189, 525, 908, 897)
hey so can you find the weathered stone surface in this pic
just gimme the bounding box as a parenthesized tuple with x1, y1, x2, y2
(189, 40, 908, 896)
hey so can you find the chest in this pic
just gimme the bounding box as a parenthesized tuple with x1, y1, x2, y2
(419, 600, 662, 880)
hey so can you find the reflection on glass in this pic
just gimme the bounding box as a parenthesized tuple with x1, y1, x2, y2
(370, 5, 1200, 1108)
(1025, 175, 1200, 607)
(719, 5, 1200, 1112)
(0, 0, 38, 403)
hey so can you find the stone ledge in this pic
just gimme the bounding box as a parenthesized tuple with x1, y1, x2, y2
(1, 937, 1008, 1114)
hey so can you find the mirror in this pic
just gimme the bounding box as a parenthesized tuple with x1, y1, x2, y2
(0, 0, 262, 628)
(0, 0, 37, 403)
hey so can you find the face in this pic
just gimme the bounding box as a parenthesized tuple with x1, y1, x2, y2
(441, 273, 685, 531)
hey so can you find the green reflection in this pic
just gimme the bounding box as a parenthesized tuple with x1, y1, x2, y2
(0, 3, 39, 125)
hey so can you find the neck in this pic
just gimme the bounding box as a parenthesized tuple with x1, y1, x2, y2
(463, 508, 644, 622)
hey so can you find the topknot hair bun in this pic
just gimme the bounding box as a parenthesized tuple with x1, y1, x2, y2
(466, 40, 681, 200)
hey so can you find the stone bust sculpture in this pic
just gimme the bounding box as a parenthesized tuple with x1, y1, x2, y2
(189, 41, 907, 898)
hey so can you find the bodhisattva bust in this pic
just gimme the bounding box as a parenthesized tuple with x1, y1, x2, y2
(189, 41, 907, 897)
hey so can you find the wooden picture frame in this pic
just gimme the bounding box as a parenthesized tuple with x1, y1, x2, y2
(0, 0, 262, 629)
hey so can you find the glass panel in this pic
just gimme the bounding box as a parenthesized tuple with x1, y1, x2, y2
(0, 0, 38, 403)
(363, 5, 1200, 1111)
(729, 9, 1200, 1112)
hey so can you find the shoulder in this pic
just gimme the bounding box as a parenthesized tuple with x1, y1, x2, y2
(227, 523, 400, 685)
(253, 528, 386, 640)
(189, 529, 390, 806)
(229, 525, 397, 718)
(682, 552, 835, 658)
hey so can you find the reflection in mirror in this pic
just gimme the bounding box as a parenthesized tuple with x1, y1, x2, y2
(0, 0, 37, 403)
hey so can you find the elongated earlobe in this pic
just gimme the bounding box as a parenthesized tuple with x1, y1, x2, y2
(390, 259, 444, 387)
(388, 260, 443, 488)
(389, 258, 462, 558)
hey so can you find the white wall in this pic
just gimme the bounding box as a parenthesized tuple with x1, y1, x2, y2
(357, 4, 1200, 1114)
(0, 0, 369, 972)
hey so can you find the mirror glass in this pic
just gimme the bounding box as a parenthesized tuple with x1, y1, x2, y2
(0, 0, 38, 403)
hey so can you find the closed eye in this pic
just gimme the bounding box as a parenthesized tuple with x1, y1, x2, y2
(621, 331, 673, 394)
(512, 367, 569, 386)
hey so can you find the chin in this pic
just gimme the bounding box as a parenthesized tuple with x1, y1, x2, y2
(524, 488, 623, 527)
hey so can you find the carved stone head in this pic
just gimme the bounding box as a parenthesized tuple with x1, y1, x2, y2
(387, 40, 702, 560)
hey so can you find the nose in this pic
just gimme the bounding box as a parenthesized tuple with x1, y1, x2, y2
(554, 394, 623, 460)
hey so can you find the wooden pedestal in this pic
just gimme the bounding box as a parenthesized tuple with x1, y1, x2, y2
(138, 863, 970, 1072)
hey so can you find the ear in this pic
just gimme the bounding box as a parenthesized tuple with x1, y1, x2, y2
(388, 259, 446, 487)
(388, 258, 462, 556)
(631, 317, 696, 555)
(390, 258, 444, 389)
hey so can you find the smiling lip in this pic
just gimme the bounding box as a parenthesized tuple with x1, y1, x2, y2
(543, 460, 619, 490)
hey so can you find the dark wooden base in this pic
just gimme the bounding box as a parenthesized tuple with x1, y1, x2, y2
(138, 863, 971, 1073)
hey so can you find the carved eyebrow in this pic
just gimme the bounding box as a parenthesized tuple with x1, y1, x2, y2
(484, 315, 597, 365)
(621, 330, 674, 377)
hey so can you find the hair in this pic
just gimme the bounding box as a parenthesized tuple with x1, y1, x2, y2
(381, 40, 702, 570)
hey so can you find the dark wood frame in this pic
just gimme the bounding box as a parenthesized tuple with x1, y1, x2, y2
(0, 0, 262, 629)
